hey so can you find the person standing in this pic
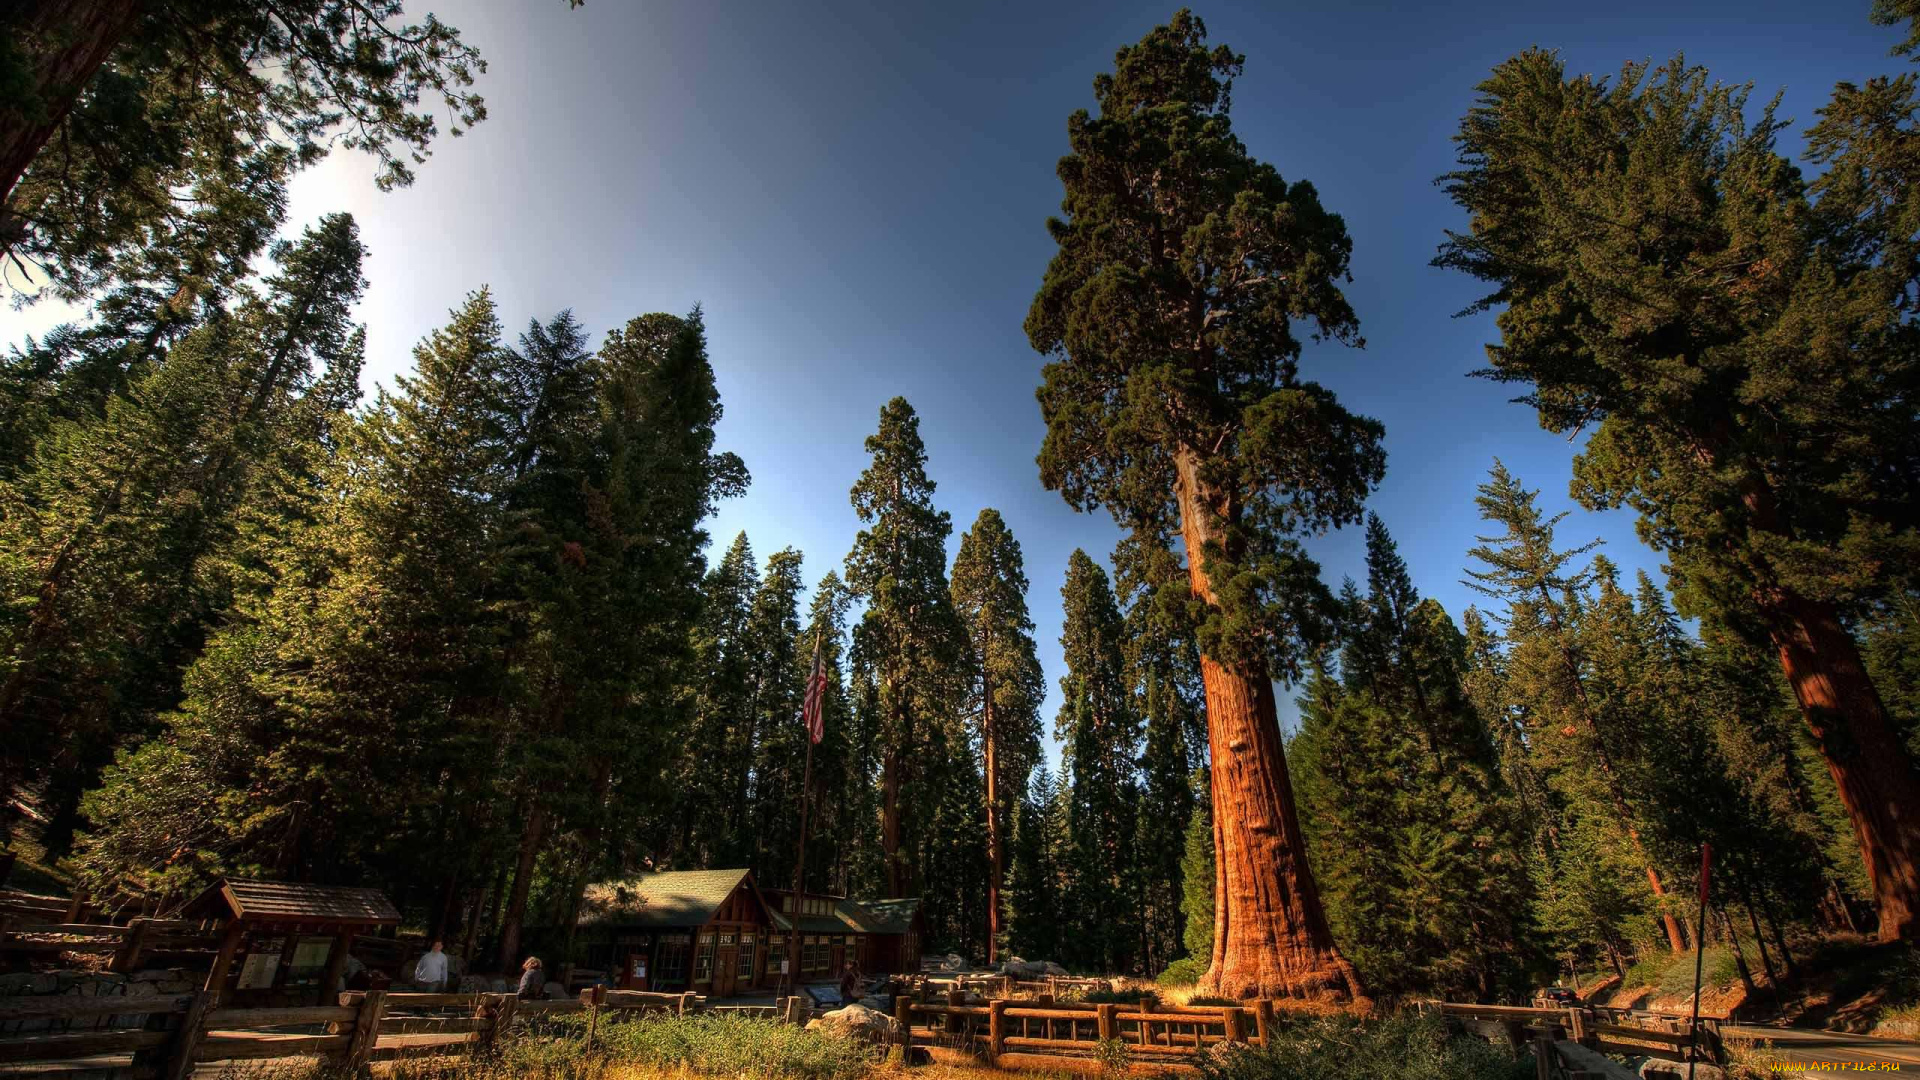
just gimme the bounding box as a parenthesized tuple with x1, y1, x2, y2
(413, 940, 449, 991)
(518, 956, 544, 999)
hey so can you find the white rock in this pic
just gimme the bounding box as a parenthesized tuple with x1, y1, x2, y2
(808, 1002, 901, 1042)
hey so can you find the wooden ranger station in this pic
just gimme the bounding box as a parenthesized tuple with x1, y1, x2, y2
(570, 869, 922, 996)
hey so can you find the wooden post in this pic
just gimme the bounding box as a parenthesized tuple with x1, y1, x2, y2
(161, 988, 213, 1080)
(1097, 1002, 1117, 1042)
(344, 989, 387, 1070)
(111, 917, 151, 974)
(1502, 1019, 1526, 1052)
(1254, 998, 1275, 1046)
(586, 983, 606, 1052)
(203, 922, 245, 1008)
(1224, 1007, 1247, 1044)
(1568, 1007, 1588, 1046)
(679, 990, 696, 1017)
(946, 987, 964, 1036)
(895, 995, 914, 1066)
(163, 920, 244, 1080)
(988, 999, 1007, 1058)
(487, 992, 519, 1049)
(64, 891, 86, 923)
(320, 929, 353, 1001)
(1534, 1031, 1553, 1080)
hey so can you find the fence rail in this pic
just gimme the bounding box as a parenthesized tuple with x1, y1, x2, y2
(0, 985, 814, 1077)
(1427, 1001, 1724, 1077)
(893, 992, 1278, 1073)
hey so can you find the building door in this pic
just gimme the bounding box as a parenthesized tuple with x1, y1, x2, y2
(713, 932, 737, 997)
(737, 932, 758, 991)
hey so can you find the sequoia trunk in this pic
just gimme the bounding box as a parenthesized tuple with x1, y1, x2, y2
(1175, 450, 1361, 1003)
(2, 0, 144, 214)
(496, 800, 547, 973)
(882, 744, 904, 897)
(983, 687, 1001, 964)
(1766, 587, 1920, 941)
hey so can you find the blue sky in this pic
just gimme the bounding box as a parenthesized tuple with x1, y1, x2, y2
(4, 0, 1898, 754)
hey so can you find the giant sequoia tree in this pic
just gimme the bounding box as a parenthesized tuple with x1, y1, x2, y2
(1436, 51, 1920, 939)
(1025, 10, 1382, 999)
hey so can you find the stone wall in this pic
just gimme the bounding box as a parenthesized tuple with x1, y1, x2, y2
(0, 968, 197, 1080)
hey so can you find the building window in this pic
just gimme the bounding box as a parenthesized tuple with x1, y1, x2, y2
(782, 895, 793, 913)
(694, 933, 715, 982)
(737, 934, 755, 978)
(657, 935, 689, 983)
(804, 935, 830, 973)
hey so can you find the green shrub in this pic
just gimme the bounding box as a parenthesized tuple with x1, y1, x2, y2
(502, 1012, 874, 1080)
(1186, 994, 1238, 1007)
(1622, 957, 1662, 989)
(1655, 947, 1737, 996)
(1158, 958, 1206, 986)
(1194, 1012, 1534, 1080)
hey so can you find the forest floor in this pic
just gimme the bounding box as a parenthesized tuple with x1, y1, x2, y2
(1593, 933, 1920, 1039)
(0, 792, 74, 896)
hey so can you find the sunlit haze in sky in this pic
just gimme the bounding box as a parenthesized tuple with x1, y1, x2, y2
(3, 0, 1893, 763)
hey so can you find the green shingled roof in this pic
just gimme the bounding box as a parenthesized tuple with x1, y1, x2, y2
(579, 869, 754, 929)
(769, 909, 860, 934)
(838, 897, 920, 935)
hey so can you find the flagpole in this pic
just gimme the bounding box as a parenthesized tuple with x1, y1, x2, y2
(787, 630, 822, 1001)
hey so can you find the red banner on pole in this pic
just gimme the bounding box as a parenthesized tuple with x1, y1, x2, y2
(1698, 842, 1712, 907)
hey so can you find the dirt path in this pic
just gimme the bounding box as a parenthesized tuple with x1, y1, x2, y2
(1727, 1023, 1920, 1074)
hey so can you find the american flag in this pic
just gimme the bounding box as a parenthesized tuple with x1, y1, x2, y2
(801, 638, 828, 744)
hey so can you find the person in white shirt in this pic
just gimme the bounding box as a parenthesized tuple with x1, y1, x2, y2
(414, 940, 449, 991)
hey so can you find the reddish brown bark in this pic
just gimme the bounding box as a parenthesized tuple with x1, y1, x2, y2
(1766, 588, 1920, 941)
(882, 745, 904, 897)
(983, 685, 1002, 964)
(1174, 450, 1361, 1004)
(495, 800, 547, 973)
(2, 0, 144, 216)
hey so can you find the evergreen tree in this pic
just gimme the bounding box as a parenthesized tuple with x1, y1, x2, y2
(1007, 764, 1065, 961)
(1465, 462, 1689, 954)
(75, 288, 519, 905)
(0, 213, 367, 847)
(1129, 592, 1201, 975)
(1056, 550, 1141, 972)
(1437, 46, 1920, 940)
(1180, 769, 1215, 962)
(950, 508, 1045, 962)
(844, 397, 965, 897)
(679, 532, 760, 867)
(1025, 9, 1382, 999)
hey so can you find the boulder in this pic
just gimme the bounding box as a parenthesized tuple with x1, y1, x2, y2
(457, 974, 490, 993)
(546, 983, 568, 999)
(1639, 1063, 1725, 1080)
(808, 1003, 901, 1042)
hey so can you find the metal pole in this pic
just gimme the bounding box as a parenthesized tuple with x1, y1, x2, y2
(1687, 843, 1712, 1080)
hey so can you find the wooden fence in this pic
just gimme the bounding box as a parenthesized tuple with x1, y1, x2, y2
(893, 992, 1278, 1074)
(1429, 1002, 1725, 1080)
(0, 916, 223, 973)
(0, 986, 823, 1077)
